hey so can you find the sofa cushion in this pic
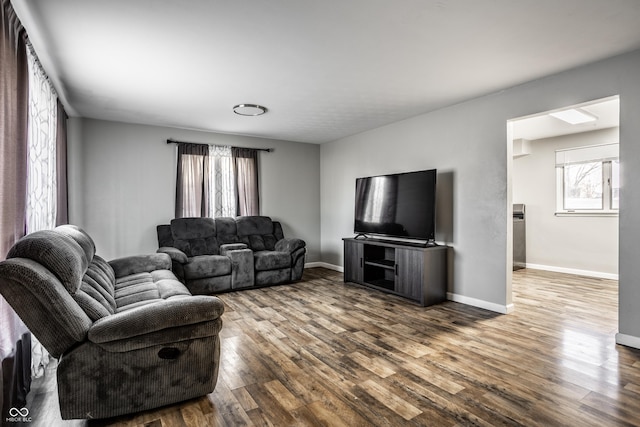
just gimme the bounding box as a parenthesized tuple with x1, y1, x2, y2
(236, 216, 272, 235)
(236, 216, 279, 251)
(111, 268, 192, 313)
(173, 235, 219, 257)
(183, 255, 232, 280)
(171, 218, 220, 256)
(7, 230, 87, 293)
(215, 217, 239, 245)
(171, 217, 216, 240)
(114, 273, 161, 309)
(151, 270, 192, 299)
(254, 251, 290, 271)
(73, 256, 117, 321)
(245, 234, 277, 251)
(55, 225, 96, 264)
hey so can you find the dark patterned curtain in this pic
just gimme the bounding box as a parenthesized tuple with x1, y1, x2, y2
(55, 99, 68, 225)
(175, 143, 210, 218)
(232, 147, 260, 216)
(0, 0, 28, 257)
(0, 0, 31, 417)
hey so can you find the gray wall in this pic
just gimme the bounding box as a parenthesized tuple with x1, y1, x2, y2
(320, 48, 640, 341)
(67, 49, 640, 346)
(67, 118, 320, 262)
(321, 99, 513, 311)
(513, 128, 618, 276)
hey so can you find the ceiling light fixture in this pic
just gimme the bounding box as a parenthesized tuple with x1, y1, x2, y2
(548, 108, 597, 125)
(233, 104, 267, 116)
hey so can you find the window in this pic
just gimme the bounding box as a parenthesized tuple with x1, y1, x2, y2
(26, 43, 58, 233)
(208, 145, 236, 217)
(175, 143, 259, 218)
(555, 143, 619, 215)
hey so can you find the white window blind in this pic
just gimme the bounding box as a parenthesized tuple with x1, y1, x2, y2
(555, 143, 619, 166)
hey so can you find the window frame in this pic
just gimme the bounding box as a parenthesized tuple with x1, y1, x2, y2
(555, 144, 619, 217)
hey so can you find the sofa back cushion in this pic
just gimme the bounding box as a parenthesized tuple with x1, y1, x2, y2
(49, 225, 117, 320)
(2, 228, 108, 356)
(170, 217, 220, 256)
(7, 230, 88, 293)
(273, 221, 285, 241)
(215, 217, 239, 245)
(6, 226, 118, 323)
(236, 216, 278, 251)
(55, 224, 96, 263)
(74, 255, 117, 320)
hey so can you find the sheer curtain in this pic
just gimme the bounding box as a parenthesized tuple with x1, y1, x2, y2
(24, 43, 62, 378)
(26, 43, 57, 234)
(232, 147, 260, 216)
(208, 145, 236, 217)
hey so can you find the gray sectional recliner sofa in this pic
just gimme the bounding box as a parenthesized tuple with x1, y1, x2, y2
(0, 225, 224, 419)
(156, 216, 306, 295)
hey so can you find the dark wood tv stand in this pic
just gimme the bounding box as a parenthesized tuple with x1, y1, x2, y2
(343, 237, 447, 307)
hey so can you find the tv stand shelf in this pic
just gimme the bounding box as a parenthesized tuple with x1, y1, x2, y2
(343, 238, 447, 306)
(367, 278, 395, 291)
(365, 259, 395, 269)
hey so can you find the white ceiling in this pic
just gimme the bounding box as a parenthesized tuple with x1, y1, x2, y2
(12, 0, 640, 144)
(512, 96, 620, 141)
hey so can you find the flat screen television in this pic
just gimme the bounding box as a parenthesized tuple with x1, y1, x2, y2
(354, 169, 436, 242)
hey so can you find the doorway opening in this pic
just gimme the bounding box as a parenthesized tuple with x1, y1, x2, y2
(507, 95, 620, 306)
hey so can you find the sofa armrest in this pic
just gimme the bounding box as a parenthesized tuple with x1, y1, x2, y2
(275, 238, 306, 254)
(88, 296, 224, 343)
(220, 243, 248, 255)
(157, 246, 188, 264)
(109, 253, 172, 278)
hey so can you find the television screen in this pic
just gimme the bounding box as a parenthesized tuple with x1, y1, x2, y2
(354, 169, 436, 241)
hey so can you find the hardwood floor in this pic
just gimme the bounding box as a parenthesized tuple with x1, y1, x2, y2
(24, 268, 640, 426)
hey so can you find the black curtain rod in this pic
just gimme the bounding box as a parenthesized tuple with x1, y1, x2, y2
(166, 138, 273, 152)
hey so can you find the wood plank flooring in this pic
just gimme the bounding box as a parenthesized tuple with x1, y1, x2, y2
(24, 268, 640, 426)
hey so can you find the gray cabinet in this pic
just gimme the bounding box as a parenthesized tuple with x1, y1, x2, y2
(395, 248, 423, 301)
(343, 239, 364, 283)
(342, 238, 447, 307)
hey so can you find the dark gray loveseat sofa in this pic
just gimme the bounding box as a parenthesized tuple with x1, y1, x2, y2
(0, 225, 224, 419)
(156, 216, 306, 295)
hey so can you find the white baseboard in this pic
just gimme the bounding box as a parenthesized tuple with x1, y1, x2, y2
(616, 333, 640, 350)
(305, 262, 343, 272)
(525, 263, 618, 280)
(447, 292, 514, 315)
